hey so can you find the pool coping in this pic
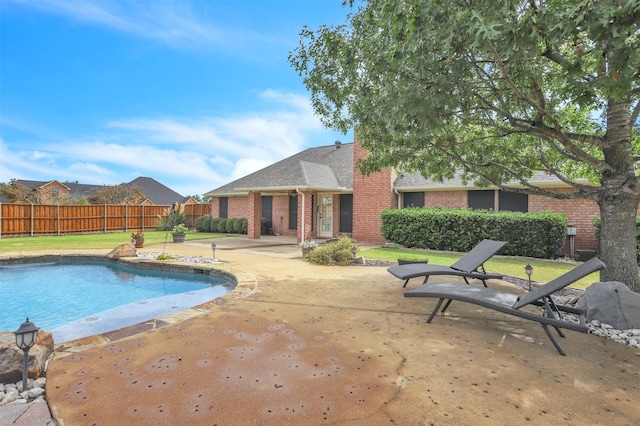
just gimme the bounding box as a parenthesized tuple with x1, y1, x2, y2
(0, 253, 238, 284)
(0, 253, 255, 359)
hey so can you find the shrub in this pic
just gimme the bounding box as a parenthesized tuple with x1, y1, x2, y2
(226, 218, 238, 233)
(157, 202, 188, 231)
(260, 218, 270, 235)
(239, 218, 248, 234)
(381, 208, 567, 258)
(218, 218, 228, 234)
(195, 215, 211, 232)
(307, 236, 357, 266)
(233, 218, 244, 233)
(210, 217, 222, 232)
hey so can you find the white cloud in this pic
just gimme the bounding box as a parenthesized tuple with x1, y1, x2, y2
(1, 89, 344, 195)
(68, 162, 110, 175)
(7, 0, 262, 52)
(231, 158, 273, 181)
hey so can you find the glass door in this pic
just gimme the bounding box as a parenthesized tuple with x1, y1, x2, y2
(319, 195, 333, 238)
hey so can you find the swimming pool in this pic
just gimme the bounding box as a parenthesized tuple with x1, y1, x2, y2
(0, 258, 234, 342)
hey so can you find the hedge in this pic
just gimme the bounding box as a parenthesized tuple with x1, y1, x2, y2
(381, 208, 567, 259)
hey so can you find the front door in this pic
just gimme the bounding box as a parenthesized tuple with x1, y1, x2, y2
(318, 195, 333, 238)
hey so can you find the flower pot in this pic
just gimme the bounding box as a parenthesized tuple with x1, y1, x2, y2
(135, 238, 144, 248)
(302, 247, 313, 257)
(172, 232, 186, 243)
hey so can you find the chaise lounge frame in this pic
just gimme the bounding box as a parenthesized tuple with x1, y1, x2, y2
(404, 257, 607, 355)
(388, 239, 507, 288)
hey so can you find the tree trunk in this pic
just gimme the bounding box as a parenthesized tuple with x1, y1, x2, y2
(598, 194, 640, 292)
(597, 98, 640, 292)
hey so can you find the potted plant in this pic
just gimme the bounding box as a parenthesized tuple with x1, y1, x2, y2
(172, 223, 188, 243)
(130, 230, 144, 248)
(299, 240, 317, 256)
(158, 202, 188, 231)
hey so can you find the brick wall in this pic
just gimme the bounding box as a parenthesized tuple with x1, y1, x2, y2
(332, 194, 342, 236)
(210, 199, 219, 216)
(270, 194, 297, 237)
(228, 197, 246, 219)
(209, 197, 248, 220)
(298, 190, 315, 241)
(38, 182, 70, 204)
(529, 189, 600, 251)
(247, 191, 261, 239)
(352, 135, 395, 244)
(426, 191, 468, 208)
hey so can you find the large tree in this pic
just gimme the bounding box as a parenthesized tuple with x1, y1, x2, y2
(289, 0, 640, 290)
(0, 179, 42, 203)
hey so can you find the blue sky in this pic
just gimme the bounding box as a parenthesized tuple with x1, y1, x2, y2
(0, 0, 355, 197)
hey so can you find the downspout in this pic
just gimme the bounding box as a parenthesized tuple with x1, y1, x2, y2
(394, 188, 401, 208)
(296, 188, 304, 242)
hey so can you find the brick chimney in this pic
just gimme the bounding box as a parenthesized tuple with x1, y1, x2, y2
(351, 133, 396, 244)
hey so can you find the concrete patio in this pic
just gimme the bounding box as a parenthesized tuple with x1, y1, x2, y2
(3, 236, 639, 425)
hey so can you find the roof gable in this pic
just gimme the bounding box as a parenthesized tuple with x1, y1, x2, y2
(128, 177, 186, 205)
(206, 142, 353, 196)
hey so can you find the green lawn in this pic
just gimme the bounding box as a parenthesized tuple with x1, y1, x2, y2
(0, 231, 228, 251)
(359, 247, 601, 289)
(0, 233, 602, 289)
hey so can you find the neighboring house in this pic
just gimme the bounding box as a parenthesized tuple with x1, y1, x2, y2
(128, 177, 195, 206)
(205, 137, 601, 253)
(0, 177, 191, 206)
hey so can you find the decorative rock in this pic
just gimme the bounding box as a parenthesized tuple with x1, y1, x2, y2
(27, 387, 45, 399)
(106, 242, 137, 259)
(0, 331, 54, 384)
(135, 252, 219, 263)
(0, 377, 47, 406)
(17, 379, 30, 392)
(0, 390, 18, 406)
(575, 281, 640, 329)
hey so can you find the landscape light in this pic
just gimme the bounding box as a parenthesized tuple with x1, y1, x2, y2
(14, 318, 40, 390)
(525, 264, 533, 291)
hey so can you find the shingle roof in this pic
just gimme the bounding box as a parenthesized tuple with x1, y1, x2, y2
(14, 179, 103, 199)
(128, 177, 187, 205)
(393, 171, 583, 190)
(3, 178, 186, 205)
(205, 140, 581, 197)
(206, 142, 353, 196)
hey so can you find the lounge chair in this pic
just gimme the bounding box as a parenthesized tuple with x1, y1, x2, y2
(404, 257, 607, 355)
(387, 239, 507, 288)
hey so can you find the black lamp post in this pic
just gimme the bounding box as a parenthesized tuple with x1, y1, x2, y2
(525, 264, 533, 291)
(211, 242, 217, 260)
(14, 318, 40, 390)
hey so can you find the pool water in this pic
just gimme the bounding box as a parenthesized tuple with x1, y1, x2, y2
(0, 261, 232, 340)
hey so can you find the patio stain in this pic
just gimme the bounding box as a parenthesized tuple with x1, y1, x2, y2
(48, 308, 400, 424)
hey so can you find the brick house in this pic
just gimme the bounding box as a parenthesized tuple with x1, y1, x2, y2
(205, 136, 601, 253)
(2, 177, 193, 206)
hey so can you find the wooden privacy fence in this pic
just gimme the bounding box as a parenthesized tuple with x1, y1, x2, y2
(0, 203, 211, 237)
